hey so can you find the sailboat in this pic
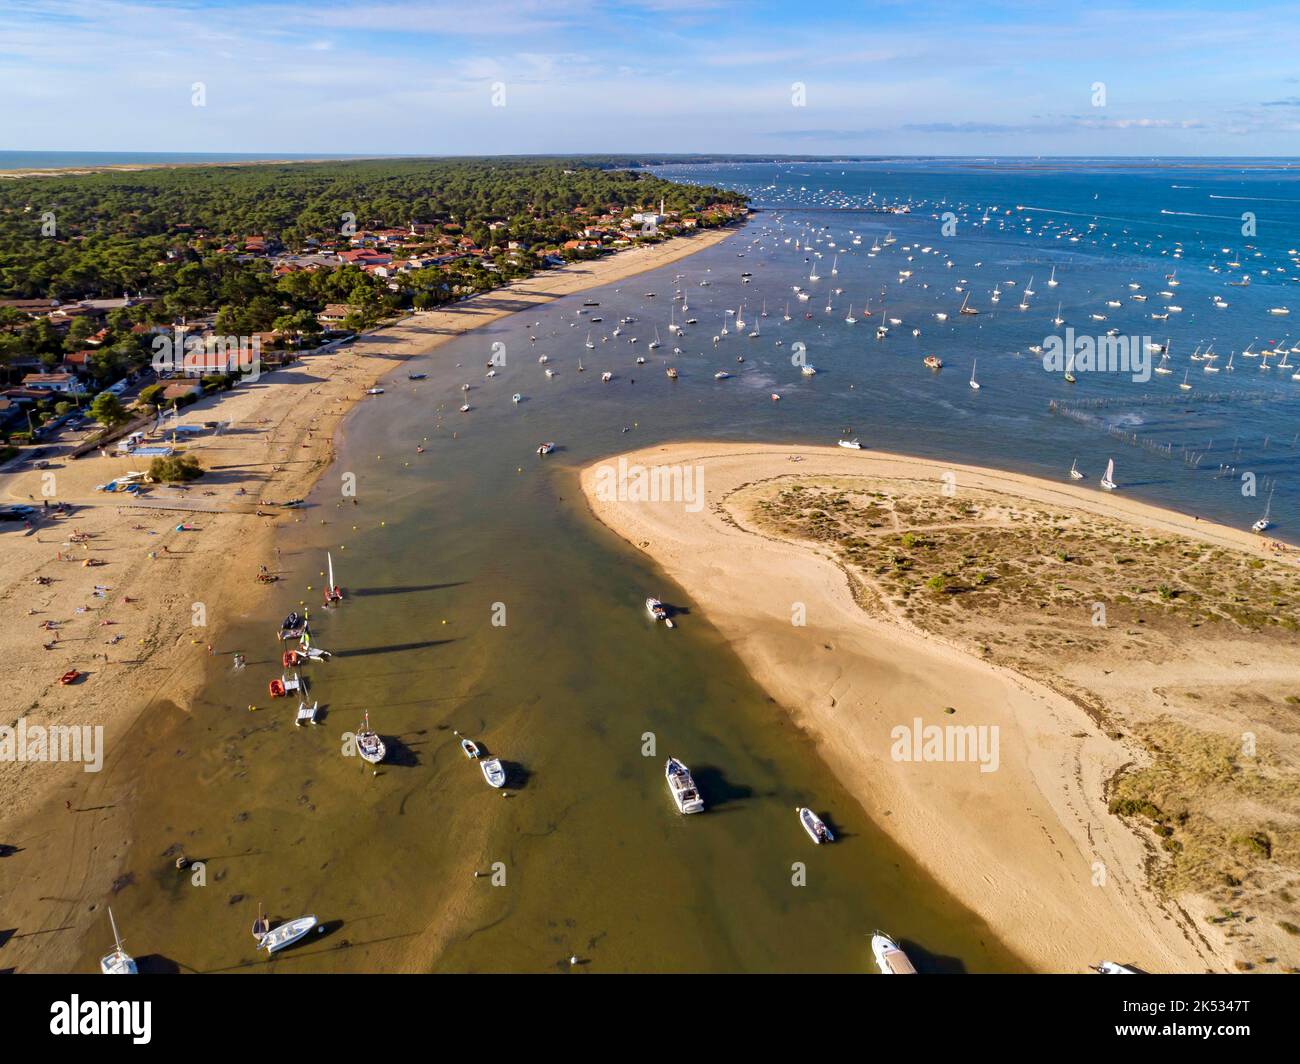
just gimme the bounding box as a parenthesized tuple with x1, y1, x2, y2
(1069, 458, 1085, 480)
(969, 359, 980, 389)
(1179, 368, 1192, 391)
(648, 328, 661, 350)
(1252, 487, 1274, 533)
(1047, 265, 1058, 287)
(959, 291, 979, 316)
(830, 254, 838, 276)
(356, 711, 386, 765)
(252, 902, 270, 939)
(783, 302, 792, 322)
(585, 331, 595, 350)
(100, 908, 137, 974)
(1052, 302, 1064, 326)
(324, 552, 342, 604)
(1100, 458, 1117, 491)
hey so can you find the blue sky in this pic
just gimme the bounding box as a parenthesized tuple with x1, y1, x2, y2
(2, 0, 1299, 156)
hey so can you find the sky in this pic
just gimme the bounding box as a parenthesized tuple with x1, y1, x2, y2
(2, 0, 1300, 157)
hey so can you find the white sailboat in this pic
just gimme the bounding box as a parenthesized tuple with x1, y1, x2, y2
(1100, 458, 1117, 491)
(356, 711, 385, 765)
(1047, 265, 1058, 287)
(100, 908, 137, 974)
(1069, 458, 1085, 480)
(324, 552, 341, 603)
(969, 359, 980, 390)
(1252, 487, 1274, 533)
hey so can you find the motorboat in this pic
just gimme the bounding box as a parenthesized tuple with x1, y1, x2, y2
(537, 442, 556, 455)
(665, 757, 704, 814)
(481, 758, 507, 788)
(871, 931, 917, 974)
(798, 807, 834, 843)
(837, 439, 862, 450)
(460, 737, 481, 759)
(259, 915, 319, 954)
(646, 597, 674, 628)
(923, 355, 942, 370)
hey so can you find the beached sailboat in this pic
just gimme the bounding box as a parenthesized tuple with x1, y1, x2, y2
(871, 931, 917, 974)
(251, 903, 270, 940)
(356, 712, 386, 765)
(1253, 487, 1274, 533)
(1100, 458, 1117, 491)
(1069, 458, 1085, 480)
(481, 758, 507, 788)
(259, 915, 319, 954)
(798, 807, 834, 843)
(665, 757, 704, 814)
(100, 908, 137, 974)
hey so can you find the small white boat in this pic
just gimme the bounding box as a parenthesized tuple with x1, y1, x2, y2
(537, 442, 556, 455)
(259, 915, 319, 954)
(801, 365, 817, 376)
(969, 359, 980, 390)
(1069, 458, 1085, 480)
(665, 757, 704, 814)
(295, 700, 319, 726)
(1100, 458, 1117, 491)
(511, 393, 522, 403)
(601, 371, 613, 382)
(770, 392, 781, 401)
(714, 370, 730, 380)
(100, 908, 137, 975)
(460, 737, 480, 759)
(365, 387, 384, 396)
(481, 757, 506, 788)
(356, 712, 386, 765)
(646, 597, 675, 628)
(1252, 487, 1274, 533)
(871, 931, 917, 975)
(459, 403, 470, 412)
(798, 807, 834, 843)
(1092, 961, 1139, 974)
(837, 439, 862, 450)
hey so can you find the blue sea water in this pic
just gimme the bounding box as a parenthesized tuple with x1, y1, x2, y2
(641, 157, 1300, 538)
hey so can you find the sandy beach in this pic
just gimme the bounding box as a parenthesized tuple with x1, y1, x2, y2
(0, 225, 739, 972)
(579, 442, 1300, 973)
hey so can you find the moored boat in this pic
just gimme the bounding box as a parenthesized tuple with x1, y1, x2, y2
(259, 915, 319, 953)
(798, 806, 834, 843)
(99, 908, 137, 974)
(871, 931, 917, 974)
(665, 757, 704, 814)
(356, 712, 386, 765)
(481, 757, 506, 788)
